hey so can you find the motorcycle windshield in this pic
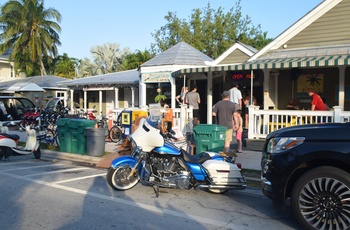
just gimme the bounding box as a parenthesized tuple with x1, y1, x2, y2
(130, 118, 164, 152)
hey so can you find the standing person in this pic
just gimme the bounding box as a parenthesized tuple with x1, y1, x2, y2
(212, 91, 236, 153)
(229, 83, 243, 130)
(234, 109, 243, 153)
(308, 89, 327, 111)
(175, 86, 188, 106)
(243, 91, 257, 129)
(185, 85, 200, 125)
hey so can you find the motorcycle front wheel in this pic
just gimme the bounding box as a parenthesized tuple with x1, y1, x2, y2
(107, 166, 140, 190)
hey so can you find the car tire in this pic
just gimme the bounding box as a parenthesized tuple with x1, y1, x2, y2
(291, 166, 350, 230)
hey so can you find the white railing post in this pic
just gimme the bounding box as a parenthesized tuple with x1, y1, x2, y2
(333, 106, 342, 122)
(248, 105, 259, 139)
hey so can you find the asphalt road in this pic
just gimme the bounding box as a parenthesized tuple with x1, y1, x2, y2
(0, 155, 302, 230)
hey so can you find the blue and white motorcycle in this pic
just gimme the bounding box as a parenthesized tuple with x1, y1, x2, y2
(106, 118, 246, 196)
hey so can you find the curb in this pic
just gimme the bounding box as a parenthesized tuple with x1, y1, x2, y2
(41, 149, 102, 165)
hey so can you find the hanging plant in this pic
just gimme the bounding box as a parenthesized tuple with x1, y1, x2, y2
(154, 94, 166, 103)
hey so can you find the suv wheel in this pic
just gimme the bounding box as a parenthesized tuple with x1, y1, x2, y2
(291, 166, 350, 230)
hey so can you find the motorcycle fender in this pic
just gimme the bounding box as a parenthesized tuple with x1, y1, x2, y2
(0, 138, 16, 148)
(110, 155, 137, 168)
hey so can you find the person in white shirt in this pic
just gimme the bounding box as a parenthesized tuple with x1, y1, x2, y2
(229, 83, 243, 130)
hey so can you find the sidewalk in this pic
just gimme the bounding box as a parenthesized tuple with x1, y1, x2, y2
(10, 129, 263, 171)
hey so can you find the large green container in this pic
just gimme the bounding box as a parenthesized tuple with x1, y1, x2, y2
(193, 124, 227, 154)
(56, 118, 72, 153)
(68, 119, 97, 154)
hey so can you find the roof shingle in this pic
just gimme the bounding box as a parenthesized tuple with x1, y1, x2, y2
(141, 42, 213, 67)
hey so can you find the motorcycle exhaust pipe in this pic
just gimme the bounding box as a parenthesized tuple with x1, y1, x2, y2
(195, 184, 246, 190)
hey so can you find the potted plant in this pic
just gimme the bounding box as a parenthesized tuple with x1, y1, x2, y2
(154, 88, 167, 105)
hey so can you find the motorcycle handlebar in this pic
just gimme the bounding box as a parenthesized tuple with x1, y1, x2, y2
(160, 131, 177, 141)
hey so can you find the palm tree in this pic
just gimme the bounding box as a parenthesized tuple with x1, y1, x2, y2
(0, 0, 61, 76)
(53, 53, 79, 79)
(120, 49, 154, 70)
(78, 43, 131, 77)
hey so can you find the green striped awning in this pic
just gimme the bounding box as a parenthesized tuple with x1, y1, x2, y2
(173, 54, 350, 76)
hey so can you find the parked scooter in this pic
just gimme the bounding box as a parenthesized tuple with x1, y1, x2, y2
(0, 122, 41, 160)
(106, 118, 246, 197)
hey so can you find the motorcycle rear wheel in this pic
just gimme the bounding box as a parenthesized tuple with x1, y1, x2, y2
(0, 146, 13, 158)
(33, 148, 41, 159)
(107, 166, 139, 190)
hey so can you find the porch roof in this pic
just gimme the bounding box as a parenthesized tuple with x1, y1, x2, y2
(58, 69, 139, 88)
(173, 54, 350, 75)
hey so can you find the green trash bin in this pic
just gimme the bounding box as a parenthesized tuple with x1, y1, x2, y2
(56, 118, 72, 153)
(193, 124, 227, 154)
(68, 119, 97, 154)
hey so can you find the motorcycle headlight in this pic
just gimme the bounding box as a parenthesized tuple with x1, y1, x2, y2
(267, 137, 305, 154)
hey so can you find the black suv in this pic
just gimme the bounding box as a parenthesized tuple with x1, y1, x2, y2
(261, 123, 350, 230)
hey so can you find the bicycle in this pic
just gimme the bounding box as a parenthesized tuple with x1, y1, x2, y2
(97, 116, 110, 139)
(109, 119, 123, 143)
(37, 127, 60, 147)
(97, 114, 123, 143)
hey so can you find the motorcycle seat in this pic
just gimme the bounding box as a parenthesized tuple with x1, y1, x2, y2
(181, 149, 211, 164)
(0, 133, 20, 141)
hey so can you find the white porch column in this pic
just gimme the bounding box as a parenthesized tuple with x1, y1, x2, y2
(263, 69, 270, 110)
(263, 69, 277, 110)
(131, 87, 135, 107)
(139, 80, 146, 107)
(274, 72, 279, 108)
(170, 75, 176, 108)
(70, 89, 74, 112)
(207, 71, 213, 124)
(10, 62, 14, 78)
(114, 87, 119, 108)
(261, 69, 273, 133)
(99, 90, 102, 116)
(339, 66, 345, 110)
(84, 90, 87, 111)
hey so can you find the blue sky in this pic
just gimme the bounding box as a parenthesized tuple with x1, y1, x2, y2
(40, 0, 323, 60)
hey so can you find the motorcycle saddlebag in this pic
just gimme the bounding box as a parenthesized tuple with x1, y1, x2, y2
(202, 160, 244, 185)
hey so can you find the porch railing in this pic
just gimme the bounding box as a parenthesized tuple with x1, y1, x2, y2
(247, 106, 350, 139)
